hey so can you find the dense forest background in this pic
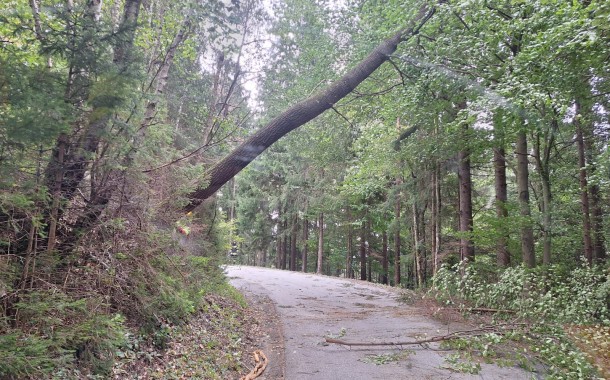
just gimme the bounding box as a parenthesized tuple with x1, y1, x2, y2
(1, 0, 609, 378)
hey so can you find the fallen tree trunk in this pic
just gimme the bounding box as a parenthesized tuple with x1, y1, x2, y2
(184, 3, 437, 212)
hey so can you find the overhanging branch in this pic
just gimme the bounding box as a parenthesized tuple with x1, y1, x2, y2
(184, 3, 438, 213)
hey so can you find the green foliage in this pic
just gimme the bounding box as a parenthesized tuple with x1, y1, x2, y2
(360, 350, 413, 365)
(443, 353, 481, 374)
(0, 291, 126, 378)
(434, 262, 610, 324)
(433, 262, 609, 377)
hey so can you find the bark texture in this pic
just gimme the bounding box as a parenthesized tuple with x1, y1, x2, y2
(575, 101, 594, 264)
(316, 213, 324, 274)
(360, 220, 367, 281)
(381, 231, 388, 285)
(494, 146, 510, 267)
(394, 193, 401, 285)
(516, 130, 536, 267)
(302, 217, 308, 272)
(458, 126, 475, 262)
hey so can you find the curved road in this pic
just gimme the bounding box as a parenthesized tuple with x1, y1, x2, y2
(227, 266, 533, 380)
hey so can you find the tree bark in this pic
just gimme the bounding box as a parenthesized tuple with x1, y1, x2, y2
(113, 0, 142, 65)
(140, 23, 191, 133)
(516, 130, 536, 267)
(276, 208, 282, 268)
(582, 114, 607, 263)
(290, 213, 298, 271)
(366, 218, 372, 282)
(381, 231, 388, 285)
(183, 5, 437, 212)
(412, 202, 423, 287)
(458, 122, 475, 262)
(316, 212, 324, 274)
(282, 219, 288, 270)
(494, 144, 510, 267)
(360, 220, 367, 281)
(43, 0, 143, 252)
(432, 163, 441, 274)
(302, 216, 308, 272)
(276, 233, 282, 269)
(575, 101, 594, 264)
(394, 192, 401, 286)
(532, 117, 557, 266)
(590, 184, 606, 263)
(346, 208, 353, 278)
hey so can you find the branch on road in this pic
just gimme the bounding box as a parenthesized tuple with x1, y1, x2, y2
(325, 324, 525, 347)
(240, 350, 268, 380)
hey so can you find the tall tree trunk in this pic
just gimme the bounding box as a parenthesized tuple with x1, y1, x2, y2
(229, 178, 237, 221)
(412, 202, 423, 287)
(381, 231, 388, 285)
(582, 114, 607, 262)
(276, 208, 282, 268)
(316, 213, 324, 274)
(141, 24, 191, 131)
(590, 185, 606, 263)
(346, 208, 353, 278)
(302, 217, 308, 272)
(184, 5, 437, 211)
(494, 145, 510, 267)
(44, 0, 144, 252)
(290, 213, 298, 271)
(532, 117, 557, 266)
(276, 235, 282, 269)
(282, 220, 288, 270)
(432, 163, 441, 274)
(394, 193, 401, 286)
(46, 134, 67, 253)
(516, 130, 536, 267)
(366, 218, 372, 282)
(360, 220, 367, 281)
(113, 0, 142, 65)
(458, 122, 475, 262)
(575, 101, 594, 264)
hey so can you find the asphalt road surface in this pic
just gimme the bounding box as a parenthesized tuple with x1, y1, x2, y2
(226, 265, 535, 380)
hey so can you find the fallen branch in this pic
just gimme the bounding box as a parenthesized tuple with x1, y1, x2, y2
(325, 325, 518, 347)
(469, 307, 516, 314)
(240, 350, 268, 380)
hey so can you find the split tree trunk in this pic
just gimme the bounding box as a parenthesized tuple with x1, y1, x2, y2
(532, 117, 558, 266)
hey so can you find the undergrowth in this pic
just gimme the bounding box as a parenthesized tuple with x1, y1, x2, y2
(0, 204, 236, 379)
(432, 260, 610, 379)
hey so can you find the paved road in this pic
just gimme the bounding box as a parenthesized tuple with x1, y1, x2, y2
(226, 266, 534, 380)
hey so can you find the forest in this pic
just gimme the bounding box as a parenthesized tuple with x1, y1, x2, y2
(1, 0, 609, 378)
